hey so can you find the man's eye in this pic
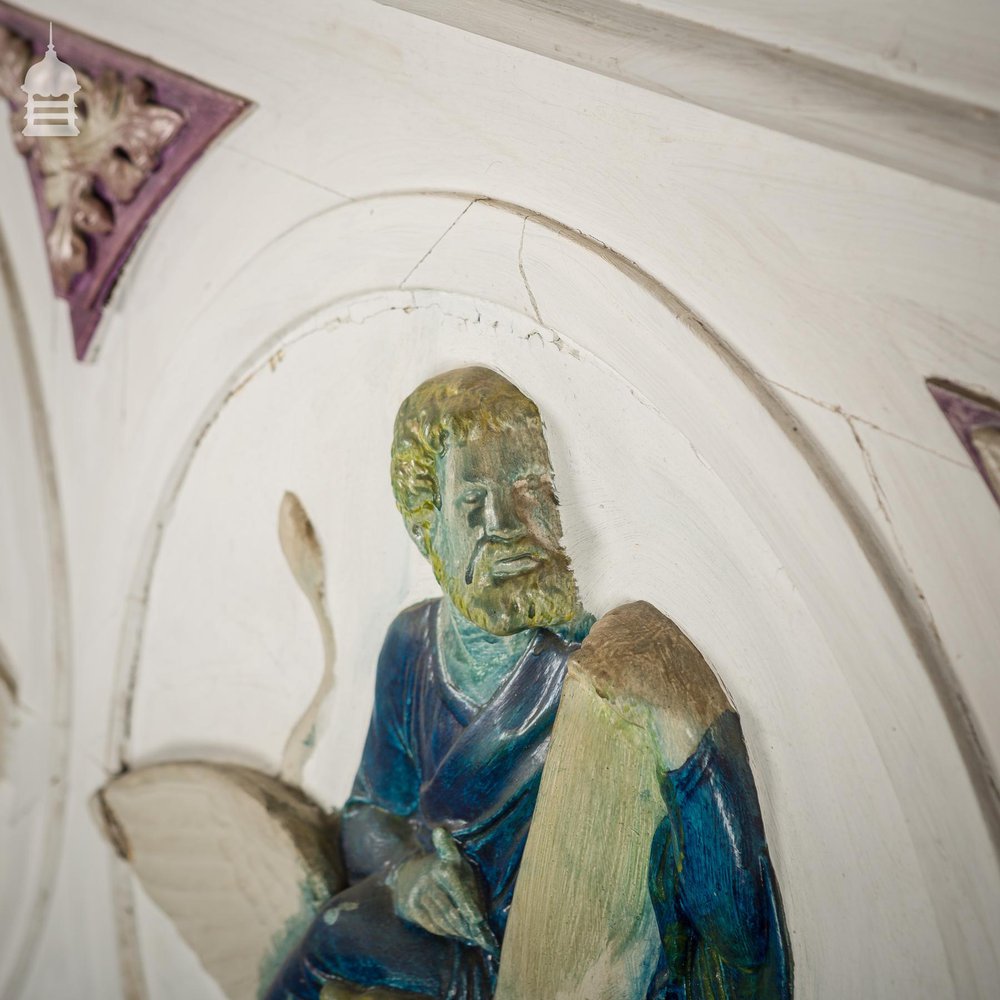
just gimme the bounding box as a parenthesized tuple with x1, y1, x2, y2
(460, 491, 484, 507)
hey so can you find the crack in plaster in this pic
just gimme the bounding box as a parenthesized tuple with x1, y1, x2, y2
(768, 378, 969, 468)
(225, 145, 354, 202)
(518, 215, 544, 325)
(843, 414, 946, 647)
(399, 199, 480, 286)
(847, 416, 895, 527)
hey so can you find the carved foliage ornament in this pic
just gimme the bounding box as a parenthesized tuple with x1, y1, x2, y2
(0, 6, 249, 359)
(928, 378, 1000, 508)
(1, 35, 183, 295)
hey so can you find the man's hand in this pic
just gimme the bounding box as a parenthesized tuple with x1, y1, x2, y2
(390, 827, 498, 955)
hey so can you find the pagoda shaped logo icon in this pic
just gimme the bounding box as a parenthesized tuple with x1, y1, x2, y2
(20, 23, 80, 137)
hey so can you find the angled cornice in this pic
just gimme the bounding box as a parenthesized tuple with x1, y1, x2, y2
(377, 0, 1000, 204)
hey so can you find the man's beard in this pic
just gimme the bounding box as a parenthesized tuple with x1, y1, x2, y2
(433, 539, 578, 636)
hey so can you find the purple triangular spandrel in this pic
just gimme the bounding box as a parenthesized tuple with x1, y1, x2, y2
(928, 378, 1000, 509)
(0, 3, 251, 359)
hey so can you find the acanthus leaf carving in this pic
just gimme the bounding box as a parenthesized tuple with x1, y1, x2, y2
(0, 6, 249, 358)
(0, 45, 185, 295)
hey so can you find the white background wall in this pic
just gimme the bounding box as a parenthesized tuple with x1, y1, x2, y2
(1, 1, 999, 998)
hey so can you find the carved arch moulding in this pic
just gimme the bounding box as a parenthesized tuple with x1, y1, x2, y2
(90, 193, 1000, 999)
(0, 2, 250, 359)
(0, 219, 72, 1000)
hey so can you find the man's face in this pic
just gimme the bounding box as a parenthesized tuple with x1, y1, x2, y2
(426, 421, 578, 636)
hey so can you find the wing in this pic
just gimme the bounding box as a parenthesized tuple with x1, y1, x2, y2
(95, 762, 345, 1000)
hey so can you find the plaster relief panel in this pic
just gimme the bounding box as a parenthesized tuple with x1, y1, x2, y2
(80, 196, 998, 1000)
(101, 300, 798, 1000)
(0, 232, 70, 1000)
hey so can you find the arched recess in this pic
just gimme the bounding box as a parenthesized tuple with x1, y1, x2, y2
(105, 194, 999, 999)
(0, 227, 72, 1000)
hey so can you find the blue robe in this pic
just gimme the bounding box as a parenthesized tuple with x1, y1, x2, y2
(646, 711, 792, 999)
(264, 599, 791, 1000)
(266, 599, 575, 999)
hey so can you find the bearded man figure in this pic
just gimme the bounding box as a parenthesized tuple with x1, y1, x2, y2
(264, 367, 791, 1000)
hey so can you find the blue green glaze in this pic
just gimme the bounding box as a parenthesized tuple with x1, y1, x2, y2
(646, 711, 791, 999)
(264, 368, 790, 999)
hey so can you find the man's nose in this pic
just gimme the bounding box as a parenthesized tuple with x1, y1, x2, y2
(483, 487, 524, 538)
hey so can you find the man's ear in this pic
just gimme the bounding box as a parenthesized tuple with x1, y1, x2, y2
(412, 517, 433, 558)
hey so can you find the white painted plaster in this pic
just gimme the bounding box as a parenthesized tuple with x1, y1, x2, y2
(0, 2, 997, 997)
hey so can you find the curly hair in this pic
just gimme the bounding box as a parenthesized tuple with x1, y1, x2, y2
(390, 367, 545, 544)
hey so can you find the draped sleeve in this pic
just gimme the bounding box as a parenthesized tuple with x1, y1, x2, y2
(646, 711, 792, 1000)
(341, 604, 428, 881)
